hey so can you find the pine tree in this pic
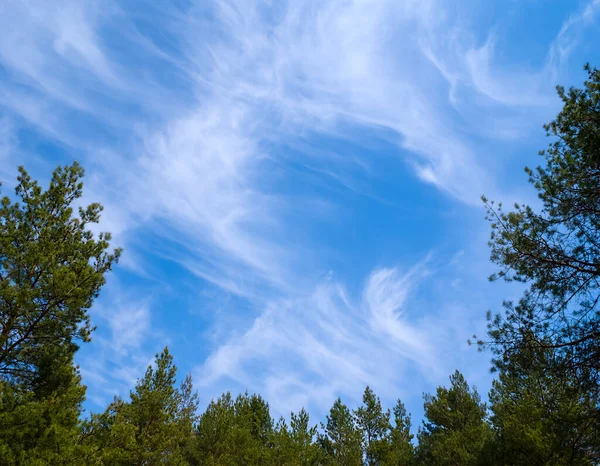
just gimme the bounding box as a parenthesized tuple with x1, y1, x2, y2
(86, 348, 198, 465)
(192, 392, 237, 465)
(387, 399, 414, 465)
(319, 397, 363, 466)
(481, 65, 600, 414)
(480, 63, 600, 466)
(0, 163, 119, 464)
(488, 343, 599, 464)
(0, 163, 120, 387)
(0, 349, 89, 465)
(271, 408, 322, 465)
(417, 371, 491, 466)
(355, 386, 391, 466)
(192, 392, 274, 465)
(271, 417, 295, 465)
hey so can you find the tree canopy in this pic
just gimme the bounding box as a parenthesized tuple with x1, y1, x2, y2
(0, 163, 120, 387)
(481, 64, 600, 387)
(480, 64, 600, 465)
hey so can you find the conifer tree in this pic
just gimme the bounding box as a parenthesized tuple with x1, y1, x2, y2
(0, 163, 120, 387)
(482, 65, 600, 411)
(488, 343, 599, 464)
(192, 392, 274, 465)
(0, 349, 88, 465)
(387, 399, 414, 465)
(481, 63, 600, 466)
(319, 397, 363, 466)
(355, 386, 391, 466)
(0, 163, 119, 464)
(86, 348, 198, 465)
(271, 408, 322, 465)
(417, 371, 490, 466)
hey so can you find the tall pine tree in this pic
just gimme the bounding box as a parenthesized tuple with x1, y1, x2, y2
(417, 371, 491, 466)
(85, 348, 198, 465)
(488, 343, 599, 464)
(388, 399, 414, 465)
(481, 64, 600, 418)
(0, 163, 119, 464)
(354, 386, 391, 466)
(319, 397, 363, 466)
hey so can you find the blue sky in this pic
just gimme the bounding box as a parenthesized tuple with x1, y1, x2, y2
(1, 0, 599, 427)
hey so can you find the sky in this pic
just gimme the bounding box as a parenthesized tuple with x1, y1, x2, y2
(1, 0, 599, 428)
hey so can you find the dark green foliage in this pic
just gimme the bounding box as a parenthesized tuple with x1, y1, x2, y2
(355, 386, 391, 466)
(481, 65, 600, 395)
(417, 371, 491, 466)
(0, 353, 88, 465)
(84, 348, 199, 465)
(191, 392, 274, 465)
(271, 417, 295, 465)
(0, 163, 120, 387)
(482, 65, 600, 464)
(488, 344, 599, 465)
(192, 392, 237, 465)
(319, 397, 363, 465)
(388, 399, 414, 465)
(0, 163, 118, 464)
(288, 408, 322, 464)
(270, 409, 322, 465)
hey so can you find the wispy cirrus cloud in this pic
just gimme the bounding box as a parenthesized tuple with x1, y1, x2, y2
(195, 262, 436, 415)
(79, 289, 161, 407)
(0, 0, 598, 417)
(550, 0, 600, 66)
(194, 250, 507, 418)
(1, 0, 581, 291)
(0, 117, 14, 173)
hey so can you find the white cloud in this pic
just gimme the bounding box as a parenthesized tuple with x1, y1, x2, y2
(191, 0, 492, 203)
(1, 0, 590, 297)
(108, 302, 151, 353)
(132, 103, 294, 295)
(0, 0, 117, 114)
(463, 35, 554, 108)
(549, 0, 600, 67)
(194, 261, 438, 416)
(79, 292, 161, 407)
(1, 0, 597, 415)
(0, 117, 15, 176)
(365, 266, 433, 362)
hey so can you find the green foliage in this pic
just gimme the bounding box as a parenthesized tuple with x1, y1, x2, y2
(482, 64, 600, 465)
(271, 417, 295, 465)
(0, 353, 88, 465)
(289, 408, 322, 464)
(278, 408, 322, 465)
(85, 348, 199, 465)
(354, 386, 391, 466)
(482, 64, 600, 394)
(319, 397, 363, 466)
(388, 399, 414, 465)
(488, 344, 598, 465)
(270, 409, 322, 466)
(417, 370, 491, 466)
(192, 392, 274, 465)
(192, 392, 237, 465)
(0, 163, 118, 464)
(0, 163, 120, 387)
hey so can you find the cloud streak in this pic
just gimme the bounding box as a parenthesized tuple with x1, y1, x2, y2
(195, 263, 435, 415)
(0, 0, 598, 415)
(1, 0, 586, 293)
